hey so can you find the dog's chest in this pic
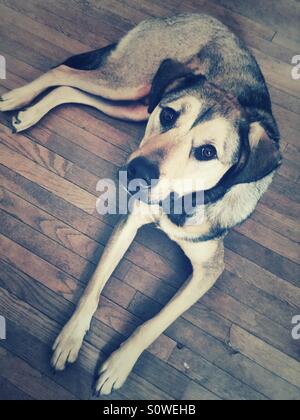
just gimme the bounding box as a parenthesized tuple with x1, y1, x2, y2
(158, 212, 212, 243)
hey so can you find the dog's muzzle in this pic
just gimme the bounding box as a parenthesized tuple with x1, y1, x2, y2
(120, 157, 160, 203)
(127, 157, 160, 186)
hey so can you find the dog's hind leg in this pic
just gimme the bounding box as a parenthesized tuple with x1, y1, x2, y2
(0, 44, 151, 112)
(0, 67, 68, 112)
(12, 86, 149, 133)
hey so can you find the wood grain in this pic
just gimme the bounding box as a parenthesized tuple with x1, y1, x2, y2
(0, 347, 76, 400)
(230, 325, 300, 388)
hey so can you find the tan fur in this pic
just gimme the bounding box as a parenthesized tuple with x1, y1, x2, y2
(249, 122, 267, 148)
(12, 87, 149, 132)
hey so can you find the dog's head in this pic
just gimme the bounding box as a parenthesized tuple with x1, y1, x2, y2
(126, 59, 281, 205)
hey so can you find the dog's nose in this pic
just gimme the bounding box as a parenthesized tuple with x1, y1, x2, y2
(127, 157, 160, 186)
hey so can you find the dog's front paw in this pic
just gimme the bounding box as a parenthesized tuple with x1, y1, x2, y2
(95, 345, 141, 396)
(51, 321, 87, 371)
(0, 88, 34, 112)
(12, 107, 41, 133)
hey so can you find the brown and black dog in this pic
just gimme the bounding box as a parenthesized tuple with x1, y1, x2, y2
(0, 14, 281, 396)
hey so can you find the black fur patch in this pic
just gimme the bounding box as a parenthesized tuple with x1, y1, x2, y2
(62, 44, 117, 71)
(165, 187, 228, 228)
(148, 59, 206, 113)
(238, 85, 272, 113)
(188, 225, 228, 243)
(192, 105, 216, 128)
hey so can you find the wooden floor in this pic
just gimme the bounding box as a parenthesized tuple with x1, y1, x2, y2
(0, 0, 299, 401)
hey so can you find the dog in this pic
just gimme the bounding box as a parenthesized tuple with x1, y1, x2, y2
(0, 14, 281, 396)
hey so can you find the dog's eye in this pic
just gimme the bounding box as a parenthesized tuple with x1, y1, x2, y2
(160, 107, 179, 128)
(194, 145, 217, 161)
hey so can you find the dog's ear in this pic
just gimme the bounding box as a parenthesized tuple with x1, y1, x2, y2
(229, 111, 282, 185)
(148, 59, 205, 113)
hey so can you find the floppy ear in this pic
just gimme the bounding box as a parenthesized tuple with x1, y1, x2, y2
(148, 59, 205, 113)
(232, 117, 282, 185)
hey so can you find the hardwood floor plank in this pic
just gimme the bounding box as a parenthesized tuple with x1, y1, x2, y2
(91, 0, 170, 22)
(225, 250, 300, 310)
(225, 231, 300, 288)
(0, 284, 212, 400)
(0, 2, 88, 53)
(273, 104, 300, 132)
(260, 190, 300, 221)
(0, 208, 95, 281)
(254, 49, 300, 98)
(125, 262, 299, 360)
(210, 0, 300, 42)
(200, 289, 300, 362)
(0, 163, 182, 285)
(235, 218, 300, 265)
(272, 174, 300, 204)
(277, 158, 300, 183)
(0, 31, 54, 71)
(253, 204, 300, 244)
(124, 262, 300, 367)
(0, 0, 115, 46)
(0, 142, 97, 214)
(0, 17, 70, 65)
(124, 263, 297, 331)
(0, 164, 113, 246)
(0, 124, 118, 196)
(0, 347, 76, 400)
(168, 345, 300, 401)
(284, 144, 300, 168)
(269, 85, 300, 115)
(217, 271, 297, 329)
(128, 289, 231, 343)
(36, 0, 129, 39)
(133, 352, 220, 401)
(0, 187, 109, 265)
(151, 0, 275, 40)
(230, 325, 300, 388)
(272, 32, 300, 53)
(0, 376, 33, 401)
(129, 287, 300, 362)
(166, 318, 276, 400)
(0, 309, 125, 400)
